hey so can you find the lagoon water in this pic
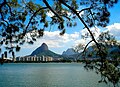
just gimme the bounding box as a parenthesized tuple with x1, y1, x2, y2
(0, 63, 117, 87)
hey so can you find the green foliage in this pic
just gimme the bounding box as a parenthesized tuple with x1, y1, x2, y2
(80, 0, 118, 27)
(0, 0, 119, 86)
(76, 31, 120, 86)
(74, 43, 85, 53)
(98, 31, 117, 46)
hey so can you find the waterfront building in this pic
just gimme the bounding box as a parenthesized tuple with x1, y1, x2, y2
(15, 55, 53, 62)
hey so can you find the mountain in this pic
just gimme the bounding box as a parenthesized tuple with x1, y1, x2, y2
(83, 45, 120, 58)
(62, 48, 78, 56)
(31, 43, 48, 55)
(62, 45, 120, 60)
(31, 43, 61, 57)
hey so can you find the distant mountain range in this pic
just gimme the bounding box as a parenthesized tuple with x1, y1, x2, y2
(30, 43, 120, 60)
(31, 43, 61, 58)
(30, 43, 78, 59)
(80, 45, 120, 58)
(62, 44, 120, 59)
(62, 48, 78, 56)
(62, 48, 79, 59)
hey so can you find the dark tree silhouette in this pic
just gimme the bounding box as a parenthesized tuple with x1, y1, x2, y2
(0, 0, 119, 86)
(80, 31, 120, 87)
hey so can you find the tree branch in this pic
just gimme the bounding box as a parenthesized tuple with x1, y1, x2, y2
(6, 3, 14, 16)
(0, 0, 6, 9)
(78, 7, 93, 14)
(54, 15, 71, 21)
(0, 0, 13, 16)
(59, 0, 105, 64)
(22, 0, 34, 13)
(0, 11, 9, 26)
(82, 40, 93, 59)
(89, 8, 98, 29)
(59, 0, 96, 42)
(76, 40, 93, 59)
(24, 7, 48, 34)
(0, 0, 10, 26)
(43, 0, 63, 21)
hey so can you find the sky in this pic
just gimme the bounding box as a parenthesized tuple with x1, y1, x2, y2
(1, 0, 120, 57)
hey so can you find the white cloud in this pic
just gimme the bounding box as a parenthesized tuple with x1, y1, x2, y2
(105, 23, 120, 39)
(46, 10, 72, 17)
(79, 11, 84, 17)
(16, 23, 120, 56)
(41, 31, 80, 48)
(80, 26, 101, 39)
(74, 39, 86, 46)
(16, 31, 81, 56)
(46, 11, 54, 17)
(35, 27, 101, 51)
(46, 9, 84, 18)
(22, 31, 80, 49)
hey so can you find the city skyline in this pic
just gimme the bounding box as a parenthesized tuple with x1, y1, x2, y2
(1, 0, 120, 57)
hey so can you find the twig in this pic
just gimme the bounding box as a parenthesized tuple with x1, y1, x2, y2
(0, 11, 9, 26)
(24, 6, 48, 34)
(0, 0, 6, 9)
(22, 0, 34, 13)
(78, 7, 93, 14)
(82, 40, 93, 59)
(43, 0, 63, 21)
(59, 0, 105, 65)
(0, 0, 9, 25)
(6, 3, 14, 16)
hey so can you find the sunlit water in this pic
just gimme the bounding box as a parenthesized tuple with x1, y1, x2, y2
(0, 63, 118, 87)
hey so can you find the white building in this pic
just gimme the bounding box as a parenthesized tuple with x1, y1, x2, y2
(15, 55, 53, 62)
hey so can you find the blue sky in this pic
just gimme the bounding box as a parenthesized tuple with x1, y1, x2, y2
(14, 0, 120, 57)
(1, 0, 120, 57)
(109, 1, 120, 25)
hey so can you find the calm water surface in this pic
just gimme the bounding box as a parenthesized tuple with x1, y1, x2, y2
(0, 63, 117, 87)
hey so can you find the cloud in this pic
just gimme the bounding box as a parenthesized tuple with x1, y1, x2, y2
(16, 23, 120, 56)
(16, 31, 81, 56)
(77, 10, 84, 17)
(74, 39, 86, 46)
(46, 11, 54, 17)
(40, 27, 101, 53)
(46, 9, 84, 18)
(105, 23, 120, 39)
(41, 31, 80, 48)
(22, 31, 80, 49)
(80, 26, 101, 40)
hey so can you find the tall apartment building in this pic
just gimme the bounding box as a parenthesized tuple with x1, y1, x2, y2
(16, 55, 53, 62)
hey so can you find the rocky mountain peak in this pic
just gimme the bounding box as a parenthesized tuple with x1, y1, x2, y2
(30, 43, 60, 57)
(41, 43, 48, 51)
(62, 48, 78, 56)
(31, 43, 48, 56)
